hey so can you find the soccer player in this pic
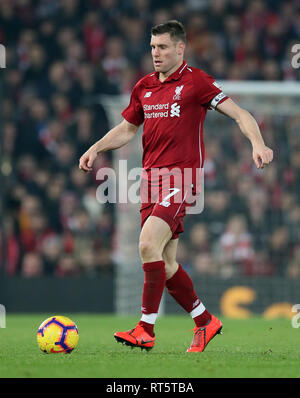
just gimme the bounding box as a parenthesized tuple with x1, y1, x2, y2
(79, 20, 273, 352)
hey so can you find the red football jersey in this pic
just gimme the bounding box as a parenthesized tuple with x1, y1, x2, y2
(122, 60, 228, 174)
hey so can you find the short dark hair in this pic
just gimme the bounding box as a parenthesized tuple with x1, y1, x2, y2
(151, 20, 186, 43)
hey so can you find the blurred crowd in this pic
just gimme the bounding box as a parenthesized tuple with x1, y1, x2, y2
(179, 111, 300, 278)
(0, 0, 300, 278)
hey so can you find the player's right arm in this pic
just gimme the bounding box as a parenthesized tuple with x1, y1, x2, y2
(79, 119, 139, 172)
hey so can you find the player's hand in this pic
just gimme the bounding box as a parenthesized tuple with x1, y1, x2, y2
(252, 144, 273, 169)
(79, 148, 98, 172)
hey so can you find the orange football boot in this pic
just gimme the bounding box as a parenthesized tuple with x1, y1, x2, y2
(187, 314, 223, 352)
(114, 323, 155, 351)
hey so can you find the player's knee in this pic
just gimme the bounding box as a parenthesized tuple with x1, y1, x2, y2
(139, 240, 161, 262)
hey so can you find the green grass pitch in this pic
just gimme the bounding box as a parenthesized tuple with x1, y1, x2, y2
(0, 314, 299, 378)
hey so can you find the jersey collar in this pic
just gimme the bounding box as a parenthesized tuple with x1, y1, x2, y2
(155, 60, 188, 83)
(143, 60, 188, 88)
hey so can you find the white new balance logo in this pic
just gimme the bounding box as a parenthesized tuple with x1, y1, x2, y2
(144, 91, 152, 98)
(170, 102, 180, 117)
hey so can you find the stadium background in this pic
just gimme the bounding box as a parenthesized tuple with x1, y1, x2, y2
(0, 0, 299, 319)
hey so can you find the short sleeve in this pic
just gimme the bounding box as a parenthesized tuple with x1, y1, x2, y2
(121, 83, 144, 126)
(192, 70, 228, 110)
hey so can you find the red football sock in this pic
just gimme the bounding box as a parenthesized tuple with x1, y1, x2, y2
(193, 309, 211, 327)
(166, 264, 211, 327)
(140, 260, 166, 337)
(138, 320, 154, 337)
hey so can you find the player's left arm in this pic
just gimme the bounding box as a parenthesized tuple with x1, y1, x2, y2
(216, 98, 273, 169)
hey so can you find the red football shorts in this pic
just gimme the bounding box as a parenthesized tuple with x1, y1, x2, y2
(139, 169, 197, 240)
